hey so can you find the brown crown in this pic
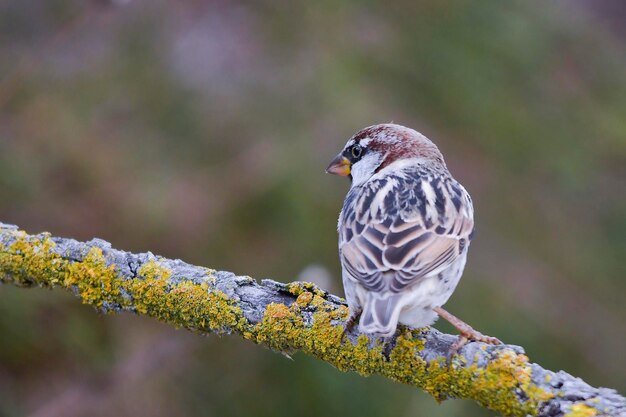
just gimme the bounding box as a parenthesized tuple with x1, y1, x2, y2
(350, 124, 445, 172)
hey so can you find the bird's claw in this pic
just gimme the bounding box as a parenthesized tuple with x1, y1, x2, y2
(341, 308, 362, 341)
(446, 328, 502, 366)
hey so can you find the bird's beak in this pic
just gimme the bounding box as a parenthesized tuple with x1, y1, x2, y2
(326, 153, 351, 176)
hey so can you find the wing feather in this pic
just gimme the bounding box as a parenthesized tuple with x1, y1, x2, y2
(339, 165, 474, 293)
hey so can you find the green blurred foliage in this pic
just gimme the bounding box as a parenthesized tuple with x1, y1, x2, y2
(0, 1, 624, 416)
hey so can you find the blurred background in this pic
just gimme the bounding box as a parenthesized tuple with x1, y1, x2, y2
(0, 1, 624, 416)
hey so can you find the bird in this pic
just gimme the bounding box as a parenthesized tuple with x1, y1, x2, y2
(326, 123, 500, 353)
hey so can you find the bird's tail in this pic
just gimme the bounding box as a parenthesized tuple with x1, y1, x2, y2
(359, 293, 405, 337)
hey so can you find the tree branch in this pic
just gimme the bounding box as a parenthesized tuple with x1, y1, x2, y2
(0, 223, 623, 417)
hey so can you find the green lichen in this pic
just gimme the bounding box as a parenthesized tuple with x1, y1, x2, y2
(0, 227, 556, 417)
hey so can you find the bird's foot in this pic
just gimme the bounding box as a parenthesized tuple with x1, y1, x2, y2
(341, 308, 362, 341)
(449, 328, 501, 358)
(432, 306, 502, 362)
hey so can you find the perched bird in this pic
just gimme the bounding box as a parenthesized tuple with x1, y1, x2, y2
(327, 123, 500, 352)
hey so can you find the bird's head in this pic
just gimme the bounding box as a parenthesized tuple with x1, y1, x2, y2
(326, 123, 445, 186)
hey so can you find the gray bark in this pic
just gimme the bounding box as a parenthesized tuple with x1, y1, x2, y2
(0, 222, 623, 417)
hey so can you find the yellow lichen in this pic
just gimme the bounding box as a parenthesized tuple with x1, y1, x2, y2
(287, 281, 327, 298)
(0, 230, 245, 335)
(65, 247, 121, 309)
(310, 294, 328, 309)
(266, 303, 292, 319)
(246, 293, 554, 416)
(138, 260, 172, 281)
(0, 230, 66, 288)
(565, 404, 598, 417)
(294, 291, 313, 307)
(0, 226, 558, 417)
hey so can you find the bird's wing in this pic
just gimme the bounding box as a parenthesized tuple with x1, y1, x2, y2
(339, 168, 474, 293)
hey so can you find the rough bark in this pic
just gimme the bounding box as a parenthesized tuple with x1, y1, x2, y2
(0, 222, 623, 417)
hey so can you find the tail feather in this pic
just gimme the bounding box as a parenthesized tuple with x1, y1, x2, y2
(359, 293, 404, 337)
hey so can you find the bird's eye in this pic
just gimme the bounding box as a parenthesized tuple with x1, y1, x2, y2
(351, 145, 363, 159)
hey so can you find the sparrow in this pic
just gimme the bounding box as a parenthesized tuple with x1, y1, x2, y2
(327, 123, 500, 353)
